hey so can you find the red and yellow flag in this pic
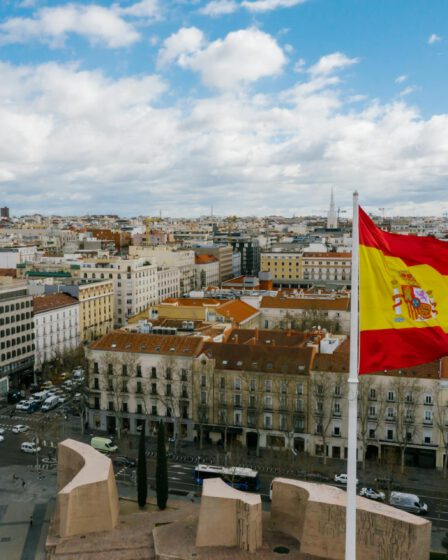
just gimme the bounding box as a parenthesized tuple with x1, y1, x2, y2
(359, 207, 448, 373)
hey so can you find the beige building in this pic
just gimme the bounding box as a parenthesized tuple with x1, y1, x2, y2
(193, 339, 315, 451)
(260, 294, 350, 334)
(77, 280, 114, 343)
(301, 252, 351, 283)
(194, 245, 234, 283)
(81, 257, 158, 327)
(260, 251, 302, 286)
(87, 331, 204, 438)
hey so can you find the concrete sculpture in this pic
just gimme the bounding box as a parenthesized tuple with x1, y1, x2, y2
(270, 478, 431, 560)
(55, 438, 119, 538)
(196, 477, 262, 553)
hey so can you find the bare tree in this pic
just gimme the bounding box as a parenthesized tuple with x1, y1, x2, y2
(389, 377, 422, 474)
(357, 375, 377, 471)
(433, 382, 448, 478)
(311, 372, 345, 465)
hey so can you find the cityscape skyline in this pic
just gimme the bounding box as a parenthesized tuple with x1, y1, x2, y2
(0, 1, 447, 217)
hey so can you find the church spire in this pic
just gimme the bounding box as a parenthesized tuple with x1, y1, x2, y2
(327, 187, 338, 229)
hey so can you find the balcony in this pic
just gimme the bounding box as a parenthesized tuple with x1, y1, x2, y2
(423, 419, 433, 426)
(385, 415, 396, 423)
(332, 411, 341, 418)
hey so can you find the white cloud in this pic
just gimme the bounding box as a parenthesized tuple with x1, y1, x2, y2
(157, 27, 205, 67)
(395, 74, 407, 84)
(428, 33, 441, 45)
(199, 0, 239, 16)
(399, 86, 415, 97)
(169, 27, 286, 90)
(200, 0, 306, 16)
(119, 0, 160, 18)
(241, 0, 307, 12)
(0, 2, 161, 48)
(309, 52, 359, 76)
(1, 55, 448, 217)
(294, 57, 306, 72)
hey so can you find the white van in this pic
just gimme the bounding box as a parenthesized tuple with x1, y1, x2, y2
(389, 492, 428, 515)
(90, 437, 118, 454)
(41, 395, 59, 412)
(33, 391, 50, 403)
(21, 442, 41, 454)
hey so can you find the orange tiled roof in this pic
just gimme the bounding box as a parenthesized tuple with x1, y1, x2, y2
(215, 300, 259, 324)
(90, 331, 204, 357)
(225, 327, 307, 347)
(33, 293, 79, 314)
(260, 296, 350, 311)
(195, 254, 218, 265)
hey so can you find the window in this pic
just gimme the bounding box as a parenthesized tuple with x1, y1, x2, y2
(334, 384, 341, 396)
(368, 428, 376, 439)
(181, 369, 188, 381)
(136, 365, 142, 377)
(424, 434, 432, 444)
(387, 429, 394, 440)
(386, 407, 395, 419)
(151, 383, 157, 395)
(234, 393, 241, 407)
(316, 400, 323, 413)
(234, 378, 241, 390)
(166, 384, 172, 396)
(264, 395, 273, 409)
(220, 376, 225, 389)
(295, 398, 303, 412)
(333, 425, 341, 436)
(151, 367, 157, 378)
(316, 384, 323, 395)
(136, 381, 142, 394)
(219, 391, 226, 404)
(122, 402, 128, 413)
(152, 405, 157, 416)
(333, 402, 341, 415)
(94, 378, 99, 390)
(122, 364, 127, 376)
(250, 379, 256, 392)
(264, 414, 272, 429)
(93, 362, 99, 374)
(387, 391, 395, 402)
(108, 401, 113, 411)
(425, 394, 433, 405)
(201, 390, 207, 404)
(201, 375, 207, 387)
(424, 410, 433, 423)
(166, 368, 172, 380)
(137, 404, 143, 414)
(265, 380, 272, 392)
(108, 363, 113, 375)
(316, 423, 322, 435)
(368, 406, 376, 417)
(281, 381, 287, 394)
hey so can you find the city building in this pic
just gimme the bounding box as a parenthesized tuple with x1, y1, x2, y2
(1, 207, 10, 219)
(194, 245, 234, 283)
(260, 250, 302, 287)
(156, 266, 180, 302)
(0, 281, 34, 386)
(301, 252, 351, 285)
(33, 293, 80, 370)
(80, 258, 158, 326)
(194, 254, 220, 288)
(327, 188, 338, 230)
(86, 331, 204, 438)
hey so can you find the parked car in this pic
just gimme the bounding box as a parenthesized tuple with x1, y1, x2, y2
(0, 435, 4, 443)
(7, 390, 22, 404)
(21, 442, 41, 454)
(15, 400, 28, 411)
(389, 492, 428, 515)
(113, 456, 137, 468)
(0, 428, 5, 435)
(334, 473, 359, 485)
(22, 401, 40, 414)
(359, 487, 385, 502)
(12, 424, 29, 433)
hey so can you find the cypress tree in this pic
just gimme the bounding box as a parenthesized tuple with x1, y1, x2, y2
(137, 422, 147, 508)
(156, 421, 168, 510)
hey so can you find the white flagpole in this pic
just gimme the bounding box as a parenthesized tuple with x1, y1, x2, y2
(345, 191, 359, 560)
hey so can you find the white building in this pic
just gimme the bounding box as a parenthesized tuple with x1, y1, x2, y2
(80, 257, 158, 327)
(327, 188, 338, 229)
(34, 293, 80, 369)
(157, 267, 180, 301)
(129, 246, 196, 294)
(194, 254, 220, 288)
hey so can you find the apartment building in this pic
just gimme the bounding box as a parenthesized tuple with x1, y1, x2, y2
(259, 295, 350, 334)
(157, 267, 180, 302)
(0, 281, 34, 386)
(310, 349, 448, 471)
(194, 245, 234, 283)
(129, 246, 196, 294)
(194, 254, 220, 288)
(34, 293, 80, 370)
(193, 342, 314, 451)
(43, 279, 114, 343)
(81, 258, 158, 326)
(86, 331, 204, 438)
(260, 251, 302, 287)
(301, 252, 351, 284)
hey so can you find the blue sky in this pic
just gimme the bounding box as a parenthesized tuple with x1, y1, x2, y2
(0, 0, 447, 216)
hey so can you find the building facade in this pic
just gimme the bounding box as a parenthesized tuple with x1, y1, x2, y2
(0, 281, 34, 386)
(34, 293, 80, 370)
(86, 331, 204, 438)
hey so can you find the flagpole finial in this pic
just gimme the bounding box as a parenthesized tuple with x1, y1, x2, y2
(353, 190, 359, 196)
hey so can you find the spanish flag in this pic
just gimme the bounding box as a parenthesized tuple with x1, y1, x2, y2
(359, 207, 448, 374)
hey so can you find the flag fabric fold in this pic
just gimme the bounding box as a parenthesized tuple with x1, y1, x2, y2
(359, 207, 448, 374)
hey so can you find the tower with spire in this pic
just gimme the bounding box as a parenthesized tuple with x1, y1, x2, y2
(327, 188, 338, 229)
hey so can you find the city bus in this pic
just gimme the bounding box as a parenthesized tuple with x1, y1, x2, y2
(193, 464, 261, 492)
